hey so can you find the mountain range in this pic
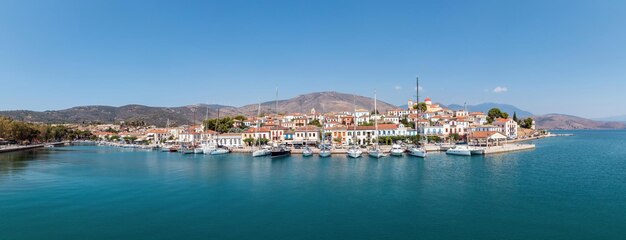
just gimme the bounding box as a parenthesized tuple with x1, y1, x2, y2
(0, 92, 396, 127)
(0, 91, 624, 130)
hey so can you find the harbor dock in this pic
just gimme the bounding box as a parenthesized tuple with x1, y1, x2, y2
(0, 141, 70, 154)
(482, 144, 536, 155)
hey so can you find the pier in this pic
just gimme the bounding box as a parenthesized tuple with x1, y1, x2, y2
(482, 144, 536, 155)
(0, 141, 70, 154)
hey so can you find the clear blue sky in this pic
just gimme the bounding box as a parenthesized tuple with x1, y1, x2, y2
(1, 0, 625, 118)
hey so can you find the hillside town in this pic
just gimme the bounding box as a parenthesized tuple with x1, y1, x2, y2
(84, 97, 541, 150)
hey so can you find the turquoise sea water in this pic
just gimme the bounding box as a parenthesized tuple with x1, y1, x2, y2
(1, 130, 626, 240)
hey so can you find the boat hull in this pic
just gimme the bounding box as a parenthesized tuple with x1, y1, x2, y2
(210, 149, 229, 155)
(408, 148, 427, 158)
(446, 149, 471, 156)
(368, 150, 386, 158)
(252, 149, 271, 157)
(319, 151, 331, 158)
(390, 150, 404, 156)
(347, 150, 362, 158)
(270, 151, 291, 158)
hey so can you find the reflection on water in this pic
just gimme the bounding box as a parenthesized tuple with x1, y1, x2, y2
(0, 149, 53, 177)
(2, 131, 626, 240)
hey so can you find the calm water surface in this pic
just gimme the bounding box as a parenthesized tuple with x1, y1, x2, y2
(1, 130, 626, 239)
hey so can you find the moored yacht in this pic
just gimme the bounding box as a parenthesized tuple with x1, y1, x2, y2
(270, 145, 291, 158)
(302, 146, 313, 157)
(408, 145, 427, 158)
(368, 91, 386, 159)
(390, 144, 404, 156)
(368, 147, 386, 158)
(253, 146, 271, 157)
(210, 146, 230, 155)
(409, 75, 427, 158)
(319, 147, 331, 158)
(446, 145, 472, 156)
(347, 146, 362, 158)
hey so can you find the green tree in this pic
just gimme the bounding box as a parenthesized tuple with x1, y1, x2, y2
(487, 108, 509, 124)
(413, 102, 427, 113)
(243, 138, 255, 146)
(427, 136, 442, 143)
(256, 138, 269, 145)
(308, 119, 322, 128)
(520, 118, 534, 129)
(449, 133, 461, 142)
(359, 121, 374, 126)
(512, 112, 518, 122)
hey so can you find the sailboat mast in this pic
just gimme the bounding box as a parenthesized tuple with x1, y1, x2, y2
(256, 103, 261, 149)
(416, 76, 419, 133)
(353, 95, 357, 146)
(374, 90, 378, 148)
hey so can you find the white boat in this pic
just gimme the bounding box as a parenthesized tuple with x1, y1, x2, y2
(409, 75, 427, 159)
(44, 144, 54, 148)
(390, 144, 404, 156)
(408, 146, 427, 158)
(470, 147, 485, 155)
(446, 145, 472, 156)
(210, 147, 229, 155)
(319, 148, 331, 158)
(252, 148, 271, 157)
(202, 144, 216, 154)
(180, 145, 194, 154)
(193, 147, 204, 154)
(369, 91, 386, 159)
(319, 119, 331, 158)
(368, 148, 386, 158)
(251, 103, 271, 157)
(346, 95, 361, 159)
(347, 146, 362, 158)
(302, 146, 313, 157)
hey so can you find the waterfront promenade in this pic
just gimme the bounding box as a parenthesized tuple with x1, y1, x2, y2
(0, 141, 70, 153)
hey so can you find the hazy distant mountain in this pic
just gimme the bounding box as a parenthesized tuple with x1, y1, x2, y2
(535, 114, 626, 130)
(0, 91, 396, 127)
(593, 115, 626, 122)
(445, 103, 534, 117)
(0, 104, 241, 127)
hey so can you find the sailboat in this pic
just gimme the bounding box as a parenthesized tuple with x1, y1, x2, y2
(302, 125, 313, 157)
(347, 95, 362, 158)
(269, 88, 291, 158)
(409, 75, 427, 158)
(252, 103, 271, 157)
(368, 91, 386, 158)
(209, 108, 230, 155)
(319, 121, 331, 158)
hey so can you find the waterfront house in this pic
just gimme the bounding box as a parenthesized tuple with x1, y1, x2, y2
(242, 127, 271, 141)
(293, 126, 320, 146)
(468, 131, 508, 146)
(493, 118, 519, 139)
(270, 126, 287, 143)
(216, 133, 243, 148)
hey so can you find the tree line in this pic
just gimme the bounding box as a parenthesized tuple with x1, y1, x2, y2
(0, 117, 93, 144)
